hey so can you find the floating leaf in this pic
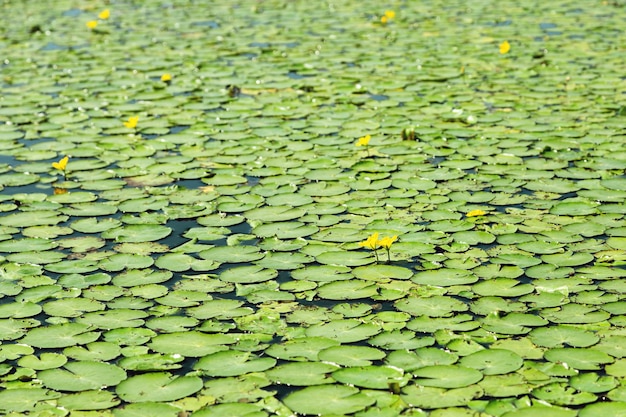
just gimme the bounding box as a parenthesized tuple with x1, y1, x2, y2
(283, 384, 375, 415)
(116, 372, 203, 403)
(458, 349, 523, 375)
(194, 350, 276, 376)
(412, 365, 483, 388)
(38, 361, 126, 391)
(401, 384, 483, 409)
(149, 331, 235, 357)
(544, 348, 614, 370)
(266, 361, 339, 385)
(20, 323, 100, 348)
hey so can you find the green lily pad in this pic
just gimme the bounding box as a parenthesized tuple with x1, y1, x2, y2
(500, 405, 577, 417)
(42, 298, 105, 318)
(266, 361, 340, 385)
(306, 319, 381, 343)
(452, 230, 496, 245)
(0, 388, 61, 413)
(20, 322, 100, 348)
(219, 265, 278, 283)
(199, 245, 264, 263)
(118, 353, 186, 371)
(112, 269, 172, 287)
(412, 365, 483, 388)
(254, 251, 312, 269)
(479, 373, 534, 397)
(550, 200, 600, 215)
(316, 248, 376, 266)
(101, 224, 172, 242)
(252, 221, 318, 239)
(194, 350, 276, 376)
(412, 268, 478, 286)
(99, 253, 155, 271)
(369, 330, 435, 350)
(472, 278, 534, 297)
(193, 403, 268, 417)
(76, 309, 148, 329)
(401, 384, 484, 409)
(570, 372, 618, 393)
(0, 302, 42, 318)
(541, 251, 594, 267)
(245, 205, 307, 222)
(317, 279, 378, 300)
(408, 314, 479, 333)
(395, 295, 469, 317)
(186, 299, 253, 320)
(291, 265, 353, 282)
(0, 238, 57, 253)
(149, 331, 235, 357)
(544, 348, 614, 370)
(18, 352, 67, 370)
(283, 384, 375, 415)
(318, 345, 386, 366)
(481, 312, 548, 335)
(386, 348, 458, 371)
(353, 264, 413, 281)
(579, 402, 626, 417)
(458, 349, 523, 375)
(332, 365, 406, 389)
(63, 341, 121, 361)
(38, 361, 126, 391)
(55, 389, 121, 410)
(0, 210, 68, 227)
(265, 337, 340, 361)
(154, 252, 219, 272)
(529, 325, 600, 348)
(116, 372, 203, 403)
(532, 381, 597, 406)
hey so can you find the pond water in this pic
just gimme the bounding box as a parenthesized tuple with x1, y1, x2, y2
(1, 0, 626, 416)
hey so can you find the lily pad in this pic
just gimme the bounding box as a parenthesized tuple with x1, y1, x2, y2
(458, 349, 523, 375)
(283, 384, 375, 415)
(38, 361, 126, 391)
(101, 224, 172, 242)
(401, 385, 484, 409)
(544, 348, 614, 370)
(412, 269, 478, 286)
(116, 372, 203, 403)
(332, 365, 405, 389)
(266, 361, 340, 385)
(149, 331, 235, 357)
(412, 365, 483, 388)
(219, 265, 278, 283)
(20, 323, 100, 348)
(194, 350, 276, 376)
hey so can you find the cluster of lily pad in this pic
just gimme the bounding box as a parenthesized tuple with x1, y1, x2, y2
(0, 0, 626, 416)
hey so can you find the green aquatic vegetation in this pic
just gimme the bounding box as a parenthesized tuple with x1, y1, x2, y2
(1, 0, 626, 415)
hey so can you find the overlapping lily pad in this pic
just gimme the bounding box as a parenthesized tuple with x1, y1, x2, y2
(0, 1, 625, 415)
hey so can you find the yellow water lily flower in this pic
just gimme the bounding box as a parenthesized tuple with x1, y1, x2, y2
(52, 156, 69, 171)
(161, 73, 172, 82)
(98, 9, 110, 19)
(378, 235, 398, 249)
(86, 20, 98, 30)
(124, 116, 139, 129)
(356, 135, 371, 147)
(359, 232, 380, 250)
(467, 209, 487, 217)
(499, 40, 510, 54)
(381, 10, 395, 23)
